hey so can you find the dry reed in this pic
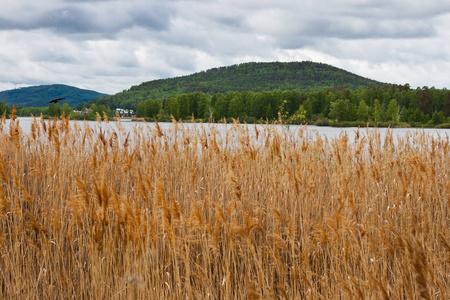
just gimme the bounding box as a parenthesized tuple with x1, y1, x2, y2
(0, 116, 448, 299)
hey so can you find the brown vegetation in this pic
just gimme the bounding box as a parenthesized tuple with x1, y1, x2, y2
(0, 114, 448, 299)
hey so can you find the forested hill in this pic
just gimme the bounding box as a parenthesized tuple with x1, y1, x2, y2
(0, 84, 108, 107)
(92, 61, 386, 108)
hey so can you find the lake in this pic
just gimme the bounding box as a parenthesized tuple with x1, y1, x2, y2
(2, 117, 449, 142)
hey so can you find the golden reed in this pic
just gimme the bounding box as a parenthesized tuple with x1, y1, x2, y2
(0, 115, 448, 299)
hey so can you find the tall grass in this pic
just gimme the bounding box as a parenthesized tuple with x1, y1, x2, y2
(0, 114, 448, 299)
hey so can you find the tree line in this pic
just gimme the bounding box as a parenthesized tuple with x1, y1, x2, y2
(2, 84, 450, 127)
(139, 84, 449, 126)
(2, 102, 114, 120)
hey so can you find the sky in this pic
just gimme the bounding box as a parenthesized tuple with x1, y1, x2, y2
(1, 0, 450, 95)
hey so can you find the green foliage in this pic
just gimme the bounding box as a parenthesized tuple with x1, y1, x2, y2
(136, 98, 161, 118)
(287, 105, 307, 124)
(357, 100, 370, 121)
(62, 103, 73, 116)
(228, 95, 245, 119)
(386, 99, 399, 122)
(432, 111, 445, 125)
(89, 104, 112, 119)
(329, 99, 351, 122)
(265, 102, 274, 120)
(166, 96, 181, 120)
(372, 99, 382, 123)
(445, 93, 450, 118)
(6, 80, 449, 128)
(409, 108, 425, 123)
(0, 101, 9, 116)
(90, 61, 386, 110)
(278, 100, 289, 122)
(213, 94, 229, 119)
(48, 103, 62, 117)
(109, 84, 450, 127)
(15, 106, 47, 117)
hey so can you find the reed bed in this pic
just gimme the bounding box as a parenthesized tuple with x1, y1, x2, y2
(0, 114, 448, 299)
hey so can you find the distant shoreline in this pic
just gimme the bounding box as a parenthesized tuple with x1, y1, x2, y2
(6, 116, 450, 129)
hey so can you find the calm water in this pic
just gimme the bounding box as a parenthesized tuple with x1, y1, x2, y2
(3, 117, 449, 141)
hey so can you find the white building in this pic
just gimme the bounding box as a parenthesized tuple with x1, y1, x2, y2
(116, 108, 134, 116)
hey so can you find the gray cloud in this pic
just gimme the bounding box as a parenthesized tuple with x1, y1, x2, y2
(0, 0, 449, 94)
(0, 1, 174, 36)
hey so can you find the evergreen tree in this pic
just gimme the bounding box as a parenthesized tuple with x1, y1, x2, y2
(265, 102, 274, 120)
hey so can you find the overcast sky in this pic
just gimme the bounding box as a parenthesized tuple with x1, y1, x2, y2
(1, 0, 449, 94)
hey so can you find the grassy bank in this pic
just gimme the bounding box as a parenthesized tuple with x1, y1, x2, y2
(0, 115, 448, 299)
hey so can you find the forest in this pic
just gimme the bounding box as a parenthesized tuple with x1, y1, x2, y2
(4, 84, 450, 127)
(90, 61, 385, 110)
(143, 84, 449, 127)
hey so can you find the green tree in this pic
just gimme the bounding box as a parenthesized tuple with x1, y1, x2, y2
(248, 92, 266, 119)
(400, 108, 411, 122)
(288, 105, 307, 124)
(386, 99, 399, 122)
(302, 98, 314, 119)
(89, 104, 111, 119)
(76, 102, 86, 111)
(136, 101, 146, 117)
(409, 108, 424, 123)
(169, 99, 181, 120)
(357, 100, 369, 121)
(213, 94, 229, 119)
(372, 99, 382, 123)
(62, 103, 73, 117)
(0, 101, 9, 116)
(178, 94, 190, 119)
(147, 99, 161, 118)
(193, 92, 209, 118)
(265, 102, 274, 120)
(136, 99, 161, 118)
(48, 103, 62, 117)
(328, 99, 350, 122)
(432, 111, 445, 125)
(418, 87, 432, 115)
(278, 99, 288, 122)
(445, 93, 450, 118)
(228, 95, 245, 119)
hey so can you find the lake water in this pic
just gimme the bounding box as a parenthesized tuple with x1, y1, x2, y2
(2, 117, 449, 142)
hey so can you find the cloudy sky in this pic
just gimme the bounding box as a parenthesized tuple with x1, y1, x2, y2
(1, 0, 450, 94)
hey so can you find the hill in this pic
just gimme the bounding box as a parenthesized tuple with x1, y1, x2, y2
(91, 61, 387, 109)
(0, 84, 108, 107)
